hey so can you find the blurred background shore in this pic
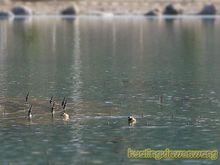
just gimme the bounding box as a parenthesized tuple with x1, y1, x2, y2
(0, 0, 219, 16)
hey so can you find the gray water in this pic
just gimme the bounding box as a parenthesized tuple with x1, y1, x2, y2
(0, 16, 220, 164)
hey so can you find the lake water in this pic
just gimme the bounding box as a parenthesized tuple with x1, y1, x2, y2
(0, 16, 220, 164)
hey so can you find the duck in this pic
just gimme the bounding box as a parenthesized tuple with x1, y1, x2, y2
(60, 98, 69, 120)
(27, 105, 32, 119)
(61, 112, 70, 121)
(128, 116, 136, 125)
(61, 97, 66, 107)
(25, 91, 29, 102)
(49, 96, 53, 104)
(63, 99, 67, 110)
(51, 101, 55, 116)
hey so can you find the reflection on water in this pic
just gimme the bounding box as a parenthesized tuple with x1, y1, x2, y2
(0, 17, 220, 164)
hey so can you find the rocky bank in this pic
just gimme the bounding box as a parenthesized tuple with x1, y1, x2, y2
(0, 0, 219, 16)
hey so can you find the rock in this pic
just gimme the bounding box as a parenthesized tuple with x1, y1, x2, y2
(199, 4, 217, 15)
(11, 6, 31, 16)
(0, 11, 11, 18)
(60, 6, 76, 16)
(163, 4, 183, 15)
(145, 9, 160, 16)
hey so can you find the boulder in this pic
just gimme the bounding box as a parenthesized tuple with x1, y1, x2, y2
(145, 9, 160, 16)
(11, 6, 31, 16)
(199, 4, 216, 15)
(0, 11, 11, 18)
(163, 4, 183, 15)
(60, 6, 76, 16)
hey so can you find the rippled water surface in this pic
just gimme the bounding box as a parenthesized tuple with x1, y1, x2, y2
(0, 17, 220, 164)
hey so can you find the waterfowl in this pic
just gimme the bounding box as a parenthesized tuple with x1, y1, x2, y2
(25, 92, 29, 102)
(63, 99, 67, 110)
(49, 96, 53, 104)
(128, 116, 136, 125)
(61, 112, 70, 121)
(61, 97, 66, 107)
(27, 105, 32, 119)
(51, 101, 55, 115)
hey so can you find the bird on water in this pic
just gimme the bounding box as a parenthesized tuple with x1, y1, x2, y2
(27, 105, 32, 119)
(61, 97, 66, 107)
(61, 98, 69, 121)
(61, 112, 70, 121)
(63, 99, 67, 110)
(49, 96, 53, 104)
(51, 101, 55, 116)
(128, 116, 136, 125)
(25, 92, 29, 102)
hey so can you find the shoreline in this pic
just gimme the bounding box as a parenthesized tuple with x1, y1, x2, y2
(1, 15, 220, 20)
(0, 1, 220, 16)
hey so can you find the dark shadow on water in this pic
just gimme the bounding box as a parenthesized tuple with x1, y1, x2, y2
(0, 16, 9, 20)
(201, 17, 215, 27)
(201, 16, 215, 22)
(61, 16, 76, 22)
(164, 17, 176, 24)
(13, 17, 30, 21)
